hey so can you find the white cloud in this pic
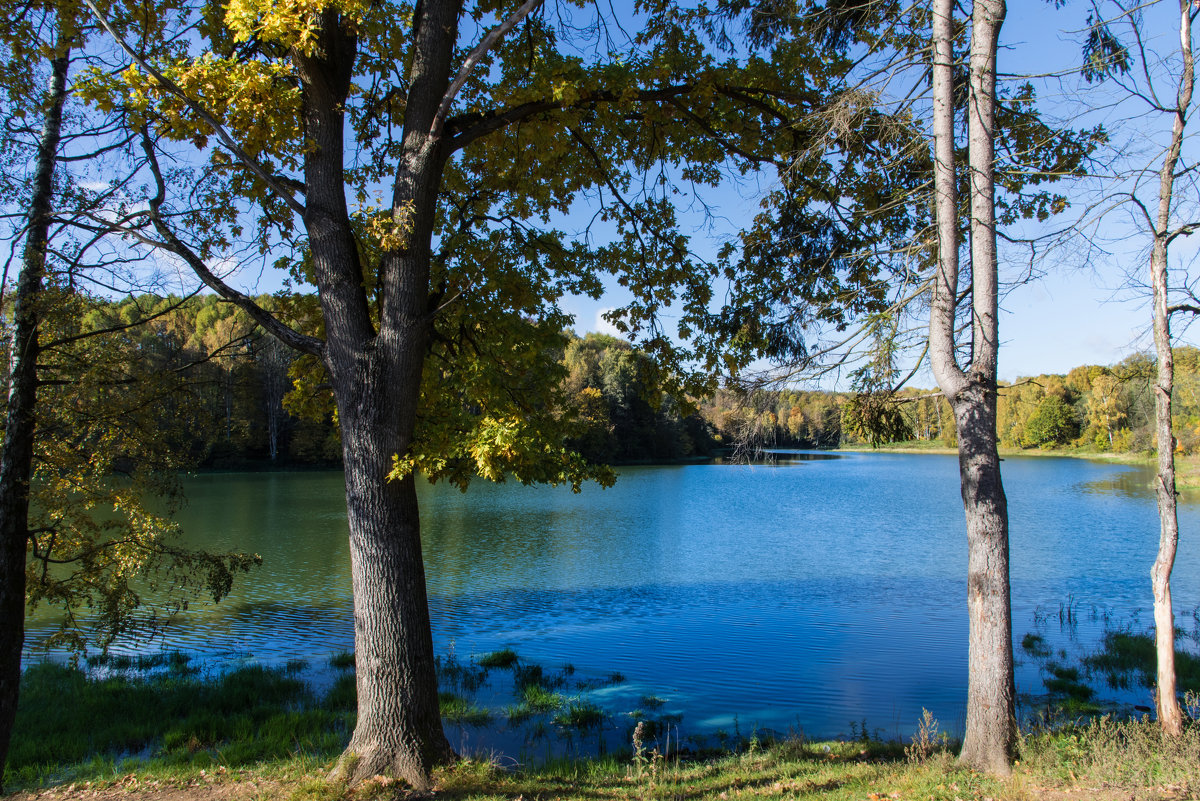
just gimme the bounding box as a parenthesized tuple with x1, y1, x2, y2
(594, 307, 623, 338)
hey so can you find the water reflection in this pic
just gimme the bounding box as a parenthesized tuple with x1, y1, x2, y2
(20, 453, 1200, 743)
(712, 449, 844, 465)
(1076, 461, 1156, 498)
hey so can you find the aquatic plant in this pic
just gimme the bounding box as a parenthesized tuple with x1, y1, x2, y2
(1084, 631, 1200, 692)
(437, 653, 489, 695)
(440, 693, 493, 727)
(1021, 632, 1051, 659)
(521, 685, 565, 712)
(476, 649, 519, 669)
(554, 701, 604, 731)
(328, 651, 355, 670)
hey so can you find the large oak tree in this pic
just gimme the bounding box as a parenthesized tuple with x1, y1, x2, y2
(84, 0, 847, 786)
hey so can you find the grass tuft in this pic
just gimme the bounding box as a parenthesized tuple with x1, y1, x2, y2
(440, 692, 494, 726)
(328, 651, 355, 670)
(1021, 632, 1051, 658)
(520, 684, 565, 712)
(437, 653, 489, 694)
(476, 648, 519, 669)
(553, 701, 604, 731)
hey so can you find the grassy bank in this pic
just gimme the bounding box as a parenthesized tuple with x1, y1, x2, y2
(6, 652, 1200, 801)
(837, 442, 1200, 489)
(6, 718, 1200, 800)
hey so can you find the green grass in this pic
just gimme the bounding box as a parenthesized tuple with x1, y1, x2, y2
(327, 651, 355, 670)
(1043, 664, 1096, 704)
(433, 741, 1004, 801)
(439, 692, 493, 726)
(84, 651, 198, 674)
(476, 648, 519, 669)
(1017, 715, 1200, 788)
(7, 705, 1200, 801)
(512, 662, 559, 690)
(519, 683, 565, 712)
(552, 700, 604, 731)
(1021, 632, 1051, 659)
(1083, 630, 1200, 692)
(11, 652, 1200, 801)
(7, 661, 355, 789)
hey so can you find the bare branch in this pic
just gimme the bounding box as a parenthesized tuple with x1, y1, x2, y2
(432, 0, 545, 140)
(138, 130, 324, 358)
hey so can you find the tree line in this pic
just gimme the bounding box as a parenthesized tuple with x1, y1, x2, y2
(43, 300, 723, 468)
(713, 348, 1200, 456)
(53, 293, 1200, 464)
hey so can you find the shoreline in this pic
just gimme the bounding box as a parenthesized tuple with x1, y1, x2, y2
(835, 443, 1154, 461)
(833, 444, 1200, 489)
(7, 653, 1197, 801)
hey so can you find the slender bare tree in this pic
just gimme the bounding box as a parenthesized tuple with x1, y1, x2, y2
(930, 0, 1016, 774)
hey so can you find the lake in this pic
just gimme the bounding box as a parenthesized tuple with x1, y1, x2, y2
(22, 451, 1200, 747)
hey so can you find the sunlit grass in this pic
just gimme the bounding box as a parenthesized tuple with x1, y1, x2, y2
(10, 652, 1200, 800)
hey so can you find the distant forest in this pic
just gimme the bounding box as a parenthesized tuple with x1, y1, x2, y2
(102, 295, 1198, 467)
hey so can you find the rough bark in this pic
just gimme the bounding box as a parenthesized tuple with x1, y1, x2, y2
(1147, 0, 1194, 739)
(334, 369, 454, 787)
(292, 6, 459, 788)
(952, 383, 1014, 774)
(928, 0, 1015, 775)
(0, 38, 70, 792)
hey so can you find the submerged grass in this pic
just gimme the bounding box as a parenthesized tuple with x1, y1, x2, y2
(519, 683, 565, 713)
(475, 648, 519, 669)
(1083, 631, 1200, 692)
(327, 651, 355, 670)
(439, 692, 493, 727)
(552, 700, 604, 731)
(10, 651, 1200, 801)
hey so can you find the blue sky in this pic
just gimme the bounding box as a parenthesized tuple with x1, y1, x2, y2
(558, 0, 1199, 385)
(210, 0, 1193, 386)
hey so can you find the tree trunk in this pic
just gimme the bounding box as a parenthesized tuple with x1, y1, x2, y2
(953, 384, 1015, 773)
(334, 362, 454, 787)
(1147, 0, 1193, 738)
(929, 0, 1014, 775)
(0, 38, 70, 792)
(1151, 255, 1182, 734)
(258, 337, 291, 462)
(292, 7, 458, 788)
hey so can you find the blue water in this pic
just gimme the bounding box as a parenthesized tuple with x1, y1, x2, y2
(23, 452, 1200, 744)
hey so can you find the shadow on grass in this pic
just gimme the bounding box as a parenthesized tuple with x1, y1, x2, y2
(7, 657, 354, 789)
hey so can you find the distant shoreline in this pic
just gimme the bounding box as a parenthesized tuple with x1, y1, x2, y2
(836, 443, 1152, 462)
(834, 444, 1200, 489)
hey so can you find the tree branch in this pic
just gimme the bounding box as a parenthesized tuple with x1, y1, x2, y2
(432, 0, 545, 140)
(83, 0, 306, 217)
(139, 130, 324, 358)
